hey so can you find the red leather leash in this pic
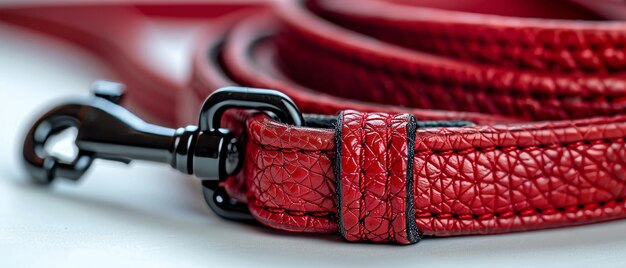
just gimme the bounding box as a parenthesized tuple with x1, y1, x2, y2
(7, 0, 626, 244)
(215, 0, 626, 244)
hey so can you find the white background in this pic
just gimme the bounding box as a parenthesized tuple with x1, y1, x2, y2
(1, 21, 626, 268)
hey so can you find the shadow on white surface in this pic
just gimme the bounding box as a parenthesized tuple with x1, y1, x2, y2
(1, 22, 626, 268)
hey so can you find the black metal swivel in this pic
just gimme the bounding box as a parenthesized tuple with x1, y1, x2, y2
(21, 81, 304, 221)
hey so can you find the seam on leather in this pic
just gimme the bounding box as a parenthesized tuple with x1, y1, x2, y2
(416, 197, 626, 219)
(383, 114, 392, 241)
(252, 142, 334, 152)
(414, 137, 625, 155)
(405, 115, 421, 244)
(254, 197, 626, 220)
(357, 112, 366, 240)
(392, 29, 626, 52)
(254, 204, 334, 217)
(334, 111, 346, 239)
(413, 116, 626, 137)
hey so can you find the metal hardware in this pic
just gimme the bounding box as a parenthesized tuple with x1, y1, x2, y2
(22, 81, 304, 221)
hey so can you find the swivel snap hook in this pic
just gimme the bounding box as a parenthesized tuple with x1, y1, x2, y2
(22, 81, 304, 221)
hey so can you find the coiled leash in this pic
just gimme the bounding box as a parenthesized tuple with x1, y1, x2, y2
(13, 0, 626, 244)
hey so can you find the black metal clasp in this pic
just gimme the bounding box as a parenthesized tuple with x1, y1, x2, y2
(22, 81, 304, 221)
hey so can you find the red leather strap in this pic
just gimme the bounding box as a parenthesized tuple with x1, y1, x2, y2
(278, 0, 626, 121)
(336, 111, 420, 244)
(233, 0, 626, 244)
(245, 110, 626, 243)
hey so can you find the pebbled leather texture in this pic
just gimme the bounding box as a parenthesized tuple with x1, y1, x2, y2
(336, 111, 421, 244)
(6, 0, 626, 244)
(234, 0, 626, 243)
(279, 0, 626, 121)
(245, 111, 626, 238)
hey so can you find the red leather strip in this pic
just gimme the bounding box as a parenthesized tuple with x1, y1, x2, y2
(336, 111, 420, 244)
(244, 114, 626, 236)
(277, 0, 626, 121)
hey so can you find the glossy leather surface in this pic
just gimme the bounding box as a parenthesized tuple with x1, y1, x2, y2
(236, 0, 626, 242)
(336, 111, 420, 244)
(4, 0, 626, 244)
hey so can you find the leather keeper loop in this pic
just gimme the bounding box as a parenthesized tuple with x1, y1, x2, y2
(335, 110, 421, 244)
